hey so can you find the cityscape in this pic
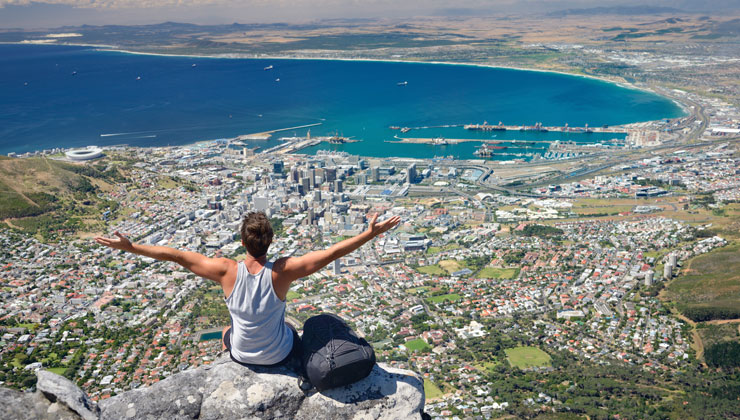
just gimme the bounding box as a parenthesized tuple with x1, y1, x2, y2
(1, 4, 740, 420)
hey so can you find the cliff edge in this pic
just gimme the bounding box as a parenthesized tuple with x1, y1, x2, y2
(0, 355, 427, 420)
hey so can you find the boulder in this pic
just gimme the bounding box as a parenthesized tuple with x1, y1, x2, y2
(36, 370, 99, 420)
(101, 356, 426, 420)
(1, 356, 426, 420)
(0, 385, 86, 420)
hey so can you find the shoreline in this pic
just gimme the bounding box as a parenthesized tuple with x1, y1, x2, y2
(3, 42, 689, 158)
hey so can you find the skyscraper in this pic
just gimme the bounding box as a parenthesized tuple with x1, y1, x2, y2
(406, 163, 417, 184)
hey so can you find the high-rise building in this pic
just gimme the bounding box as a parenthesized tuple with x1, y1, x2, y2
(644, 271, 654, 287)
(334, 179, 343, 193)
(371, 167, 379, 182)
(406, 163, 417, 184)
(663, 264, 672, 280)
(307, 208, 315, 225)
(301, 177, 311, 194)
(333, 259, 341, 275)
(324, 167, 337, 183)
(272, 161, 284, 174)
(290, 167, 300, 183)
(253, 196, 269, 212)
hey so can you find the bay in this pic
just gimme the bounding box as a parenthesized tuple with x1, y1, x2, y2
(0, 44, 684, 159)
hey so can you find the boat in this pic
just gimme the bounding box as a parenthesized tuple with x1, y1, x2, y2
(389, 126, 400, 130)
(192, 64, 197, 67)
(264, 65, 274, 70)
(400, 127, 411, 133)
(71, 71, 77, 76)
(136, 76, 141, 80)
(275, 78, 280, 82)
(432, 137, 448, 145)
(397, 81, 408, 86)
(328, 135, 349, 144)
(474, 144, 507, 157)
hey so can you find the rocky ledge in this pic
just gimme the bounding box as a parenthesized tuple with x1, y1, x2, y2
(0, 355, 427, 420)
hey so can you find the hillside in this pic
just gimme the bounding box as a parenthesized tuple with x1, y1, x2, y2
(0, 156, 124, 241)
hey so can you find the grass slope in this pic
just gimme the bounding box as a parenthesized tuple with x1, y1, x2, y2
(663, 242, 740, 321)
(0, 157, 123, 238)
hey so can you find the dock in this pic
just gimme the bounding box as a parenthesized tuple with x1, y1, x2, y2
(387, 137, 619, 146)
(238, 122, 323, 141)
(464, 122, 625, 134)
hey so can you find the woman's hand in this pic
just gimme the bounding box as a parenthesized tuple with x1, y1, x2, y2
(94, 231, 134, 252)
(367, 213, 401, 237)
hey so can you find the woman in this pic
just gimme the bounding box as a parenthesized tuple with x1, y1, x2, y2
(95, 211, 400, 369)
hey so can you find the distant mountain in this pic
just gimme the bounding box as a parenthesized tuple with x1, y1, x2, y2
(548, 6, 684, 17)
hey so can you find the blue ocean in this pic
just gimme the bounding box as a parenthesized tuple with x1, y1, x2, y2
(0, 44, 684, 159)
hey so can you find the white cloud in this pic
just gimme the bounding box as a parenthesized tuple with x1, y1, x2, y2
(0, 0, 226, 8)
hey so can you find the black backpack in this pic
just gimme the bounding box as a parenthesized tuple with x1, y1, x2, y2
(301, 313, 376, 391)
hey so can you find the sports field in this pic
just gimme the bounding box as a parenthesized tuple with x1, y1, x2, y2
(417, 264, 446, 275)
(404, 338, 432, 352)
(505, 346, 551, 369)
(427, 293, 461, 304)
(478, 267, 520, 279)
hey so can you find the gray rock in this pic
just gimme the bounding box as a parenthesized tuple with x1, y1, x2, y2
(100, 355, 425, 420)
(99, 367, 205, 420)
(0, 386, 83, 420)
(36, 370, 99, 420)
(3, 355, 425, 420)
(296, 364, 426, 420)
(198, 360, 305, 420)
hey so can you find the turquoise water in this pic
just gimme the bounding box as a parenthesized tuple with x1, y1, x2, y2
(199, 331, 222, 341)
(0, 44, 684, 159)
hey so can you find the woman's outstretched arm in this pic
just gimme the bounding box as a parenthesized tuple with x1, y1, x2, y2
(94, 231, 236, 284)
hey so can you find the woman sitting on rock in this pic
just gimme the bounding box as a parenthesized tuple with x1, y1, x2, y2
(95, 211, 400, 370)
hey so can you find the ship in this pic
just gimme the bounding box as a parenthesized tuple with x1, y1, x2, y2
(464, 121, 506, 131)
(264, 65, 274, 70)
(328, 136, 346, 144)
(521, 122, 548, 132)
(474, 144, 507, 157)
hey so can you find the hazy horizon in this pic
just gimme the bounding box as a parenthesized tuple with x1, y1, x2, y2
(1, 0, 739, 30)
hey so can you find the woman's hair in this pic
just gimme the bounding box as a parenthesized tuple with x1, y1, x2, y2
(240, 211, 273, 257)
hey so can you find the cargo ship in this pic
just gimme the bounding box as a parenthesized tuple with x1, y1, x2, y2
(464, 121, 506, 131)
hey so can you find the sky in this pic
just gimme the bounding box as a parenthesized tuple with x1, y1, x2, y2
(0, 0, 738, 29)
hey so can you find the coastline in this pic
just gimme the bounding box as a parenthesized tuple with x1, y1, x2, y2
(2, 42, 689, 158)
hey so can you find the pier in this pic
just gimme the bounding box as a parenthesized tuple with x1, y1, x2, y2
(238, 122, 323, 140)
(387, 137, 622, 146)
(463, 122, 625, 134)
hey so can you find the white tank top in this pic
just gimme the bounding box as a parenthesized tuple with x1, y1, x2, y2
(224, 261, 293, 364)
